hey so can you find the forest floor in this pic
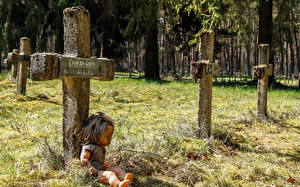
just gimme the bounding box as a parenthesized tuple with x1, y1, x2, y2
(0, 72, 299, 187)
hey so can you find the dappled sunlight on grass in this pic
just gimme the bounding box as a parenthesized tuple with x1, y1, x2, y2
(0, 73, 299, 186)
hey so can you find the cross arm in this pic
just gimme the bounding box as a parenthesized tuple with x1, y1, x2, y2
(7, 50, 19, 64)
(252, 64, 273, 80)
(30, 53, 115, 81)
(60, 56, 114, 80)
(6, 50, 30, 64)
(30, 53, 60, 81)
(190, 60, 220, 79)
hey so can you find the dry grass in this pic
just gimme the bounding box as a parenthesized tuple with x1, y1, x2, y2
(0, 72, 299, 186)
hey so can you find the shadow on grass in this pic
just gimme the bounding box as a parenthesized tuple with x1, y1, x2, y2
(214, 125, 300, 163)
(212, 129, 244, 150)
(132, 177, 179, 187)
(16, 94, 62, 105)
(107, 150, 202, 186)
(213, 114, 300, 163)
(239, 145, 300, 163)
(214, 80, 300, 91)
(265, 114, 300, 132)
(116, 74, 300, 91)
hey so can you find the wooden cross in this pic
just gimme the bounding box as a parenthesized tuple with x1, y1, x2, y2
(4, 38, 31, 94)
(5, 49, 19, 81)
(190, 30, 220, 138)
(29, 7, 115, 163)
(252, 44, 272, 117)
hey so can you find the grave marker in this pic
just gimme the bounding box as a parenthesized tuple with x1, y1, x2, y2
(190, 30, 220, 138)
(30, 53, 60, 81)
(17, 37, 31, 95)
(29, 7, 115, 163)
(6, 49, 19, 81)
(252, 44, 272, 117)
(5, 38, 31, 94)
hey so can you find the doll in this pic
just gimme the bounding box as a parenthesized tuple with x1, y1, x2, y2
(78, 112, 134, 187)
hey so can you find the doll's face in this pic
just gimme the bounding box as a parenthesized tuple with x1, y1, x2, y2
(99, 125, 114, 146)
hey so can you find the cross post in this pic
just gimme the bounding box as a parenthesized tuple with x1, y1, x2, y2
(298, 73, 300, 88)
(17, 37, 31, 95)
(190, 30, 220, 138)
(4, 38, 31, 94)
(252, 44, 272, 117)
(29, 7, 115, 163)
(5, 49, 19, 81)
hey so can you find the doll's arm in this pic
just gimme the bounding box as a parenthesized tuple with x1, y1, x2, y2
(80, 150, 91, 165)
(80, 150, 98, 175)
(103, 161, 109, 169)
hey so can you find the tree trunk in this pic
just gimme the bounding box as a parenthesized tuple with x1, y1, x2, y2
(245, 41, 251, 75)
(258, 0, 274, 84)
(144, 1, 159, 80)
(295, 32, 300, 75)
(280, 46, 284, 76)
(230, 36, 234, 75)
(289, 32, 295, 78)
(285, 41, 288, 77)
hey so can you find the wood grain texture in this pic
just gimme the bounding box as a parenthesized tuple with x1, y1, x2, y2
(62, 6, 91, 162)
(17, 37, 31, 95)
(197, 30, 215, 138)
(257, 44, 270, 118)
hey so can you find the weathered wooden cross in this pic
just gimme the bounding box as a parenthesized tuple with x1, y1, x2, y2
(190, 30, 220, 138)
(4, 38, 31, 94)
(252, 44, 272, 117)
(4, 49, 18, 81)
(29, 7, 114, 163)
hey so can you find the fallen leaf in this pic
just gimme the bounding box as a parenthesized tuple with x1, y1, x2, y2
(287, 176, 296, 183)
(186, 152, 208, 161)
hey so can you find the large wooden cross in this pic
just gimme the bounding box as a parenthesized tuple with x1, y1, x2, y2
(5, 38, 31, 94)
(252, 44, 272, 117)
(190, 30, 220, 138)
(29, 7, 114, 163)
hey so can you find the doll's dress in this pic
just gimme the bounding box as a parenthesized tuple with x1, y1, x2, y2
(82, 143, 106, 170)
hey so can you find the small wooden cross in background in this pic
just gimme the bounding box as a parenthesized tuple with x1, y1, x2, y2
(190, 30, 220, 139)
(252, 44, 272, 118)
(4, 38, 31, 94)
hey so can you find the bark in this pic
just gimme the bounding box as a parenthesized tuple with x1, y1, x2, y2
(280, 47, 284, 76)
(230, 36, 234, 75)
(144, 1, 160, 80)
(257, 44, 269, 118)
(17, 38, 31, 95)
(289, 33, 295, 78)
(295, 32, 300, 74)
(197, 30, 215, 138)
(245, 41, 252, 75)
(62, 7, 91, 163)
(285, 41, 288, 77)
(258, 0, 274, 84)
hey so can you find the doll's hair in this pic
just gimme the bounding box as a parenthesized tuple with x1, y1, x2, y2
(78, 112, 114, 145)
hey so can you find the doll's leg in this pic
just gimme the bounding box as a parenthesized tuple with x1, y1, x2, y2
(107, 167, 126, 179)
(97, 170, 109, 184)
(102, 171, 130, 187)
(107, 167, 134, 181)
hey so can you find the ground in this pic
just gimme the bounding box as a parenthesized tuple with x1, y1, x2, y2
(0, 72, 299, 186)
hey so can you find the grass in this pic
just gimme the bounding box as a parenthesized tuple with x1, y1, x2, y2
(0, 72, 299, 186)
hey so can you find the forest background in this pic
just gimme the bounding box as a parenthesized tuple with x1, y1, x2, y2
(0, 0, 299, 81)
